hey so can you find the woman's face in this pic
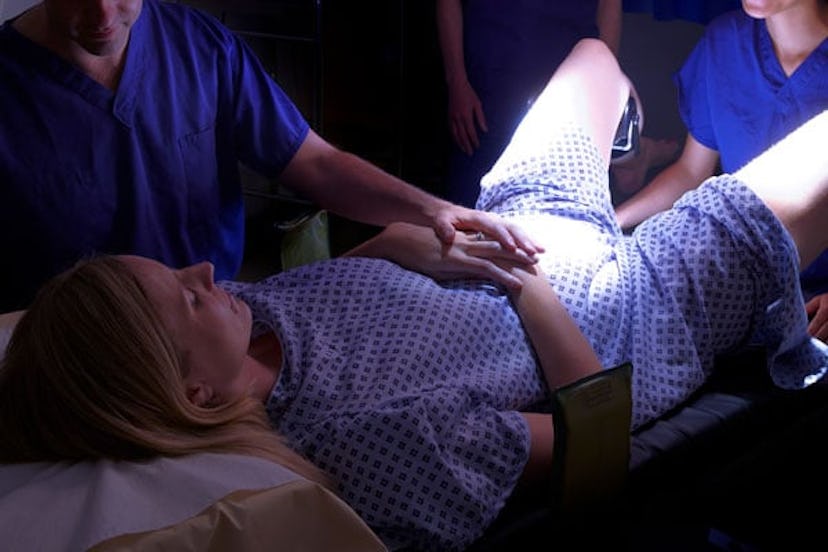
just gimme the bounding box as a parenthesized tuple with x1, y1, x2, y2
(120, 255, 254, 407)
(741, 0, 816, 18)
(43, 0, 143, 56)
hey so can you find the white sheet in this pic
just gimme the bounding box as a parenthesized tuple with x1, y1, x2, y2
(0, 453, 304, 551)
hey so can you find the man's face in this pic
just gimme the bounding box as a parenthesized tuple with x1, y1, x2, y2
(42, 0, 143, 56)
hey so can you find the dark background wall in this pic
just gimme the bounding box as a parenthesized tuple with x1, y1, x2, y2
(318, 3, 707, 197)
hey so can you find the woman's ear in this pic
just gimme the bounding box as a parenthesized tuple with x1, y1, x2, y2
(185, 381, 213, 407)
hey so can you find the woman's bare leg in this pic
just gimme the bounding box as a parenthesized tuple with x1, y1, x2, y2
(734, 110, 828, 269)
(476, 37, 639, 256)
(517, 413, 555, 487)
(506, 38, 634, 170)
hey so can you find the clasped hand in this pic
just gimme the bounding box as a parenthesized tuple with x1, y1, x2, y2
(349, 220, 541, 290)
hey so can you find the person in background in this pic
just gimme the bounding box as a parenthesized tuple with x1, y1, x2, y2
(614, 0, 828, 338)
(435, 0, 678, 208)
(436, 0, 621, 208)
(0, 0, 539, 313)
(2, 39, 827, 551)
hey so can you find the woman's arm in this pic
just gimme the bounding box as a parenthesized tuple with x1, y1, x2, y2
(346, 222, 601, 386)
(508, 265, 603, 389)
(614, 134, 719, 230)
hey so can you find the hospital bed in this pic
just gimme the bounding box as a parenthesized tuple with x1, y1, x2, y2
(3, 309, 828, 551)
(473, 347, 828, 551)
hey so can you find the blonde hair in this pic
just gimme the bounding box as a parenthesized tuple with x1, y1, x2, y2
(0, 257, 327, 486)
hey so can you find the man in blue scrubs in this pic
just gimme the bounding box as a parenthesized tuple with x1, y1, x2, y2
(0, 0, 539, 312)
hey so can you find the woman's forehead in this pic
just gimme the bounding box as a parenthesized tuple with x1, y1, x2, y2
(117, 256, 176, 297)
(118, 255, 163, 276)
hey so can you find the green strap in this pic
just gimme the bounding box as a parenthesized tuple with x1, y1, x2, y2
(550, 362, 633, 512)
(279, 210, 331, 270)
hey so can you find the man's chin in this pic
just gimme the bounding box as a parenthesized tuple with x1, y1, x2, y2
(75, 32, 128, 58)
(77, 41, 118, 57)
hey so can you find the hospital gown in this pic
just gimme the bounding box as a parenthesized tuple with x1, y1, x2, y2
(222, 259, 542, 551)
(220, 122, 828, 551)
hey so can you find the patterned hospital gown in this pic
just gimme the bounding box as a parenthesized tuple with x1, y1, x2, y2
(220, 123, 828, 552)
(222, 261, 542, 551)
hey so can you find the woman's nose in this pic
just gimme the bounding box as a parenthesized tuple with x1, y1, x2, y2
(182, 261, 215, 290)
(195, 261, 215, 289)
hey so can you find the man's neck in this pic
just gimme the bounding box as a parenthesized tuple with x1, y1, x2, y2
(13, 4, 128, 90)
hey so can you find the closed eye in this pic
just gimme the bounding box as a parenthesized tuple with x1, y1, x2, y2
(186, 288, 199, 307)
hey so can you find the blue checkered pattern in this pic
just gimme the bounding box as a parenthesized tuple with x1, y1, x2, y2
(219, 123, 827, 552)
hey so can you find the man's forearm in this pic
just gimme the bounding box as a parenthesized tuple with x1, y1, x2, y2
(596, 0, 622, 56)
(311, 149, 450, 228)
(279, 132, 450, 230)
(436, 0, 467, 87)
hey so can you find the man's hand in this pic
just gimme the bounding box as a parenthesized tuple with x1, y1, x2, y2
(447, 79, 486, 156)
(431, 204, 545, 259)
(806, 293, 828, 342)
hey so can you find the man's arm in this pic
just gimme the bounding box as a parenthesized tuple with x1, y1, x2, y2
(277, 129, 542, 254)
(596, 0, 622, 56)
(436, 0, 466, 93)
(614, 134, 719, 230)
(435, 0, 486, 155)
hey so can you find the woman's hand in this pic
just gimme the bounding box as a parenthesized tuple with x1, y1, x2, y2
(806, 293, 828, 342)
(344, 221, 539, 289)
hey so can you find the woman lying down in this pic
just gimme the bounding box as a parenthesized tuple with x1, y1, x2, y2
(1, 40, 827, 552)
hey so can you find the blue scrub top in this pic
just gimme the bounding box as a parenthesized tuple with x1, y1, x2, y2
(0, 0, 309, 311)
(674, 10, 828, 295)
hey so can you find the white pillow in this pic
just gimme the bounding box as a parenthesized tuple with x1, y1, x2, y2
(0, 310, 386, 551)
(0, 452, 388, 552)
